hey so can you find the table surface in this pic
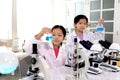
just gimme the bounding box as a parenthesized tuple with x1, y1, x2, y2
(59, 66, 120, 80)
(87, 71, 120, 80)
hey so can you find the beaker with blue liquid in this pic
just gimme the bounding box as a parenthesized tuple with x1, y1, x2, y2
(45, 33, 53, 42)
(96, 24, 105, 32)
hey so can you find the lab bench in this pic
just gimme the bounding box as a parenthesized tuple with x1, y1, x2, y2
(1, 52, 120, 80)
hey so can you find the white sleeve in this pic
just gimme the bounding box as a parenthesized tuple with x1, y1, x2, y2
(94, 32, 104, 40)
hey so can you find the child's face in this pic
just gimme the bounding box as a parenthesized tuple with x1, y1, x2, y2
(74, 18, 88, 32)
(51, 28, 64, 47)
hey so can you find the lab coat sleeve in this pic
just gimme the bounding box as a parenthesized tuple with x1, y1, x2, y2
(94, 32, 104, 40)
(85, 31, 104, 43)
(92, 32, 104, 44)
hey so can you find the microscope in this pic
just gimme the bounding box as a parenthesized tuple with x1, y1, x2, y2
(79, 40, 103, 75)
(99, 40, 120, 72)
(26, 43, 43, 80)
(66, 37, 89, 80)
(20, 44, 50, 80)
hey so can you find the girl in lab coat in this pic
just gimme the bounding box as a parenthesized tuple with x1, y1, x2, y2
(34, 25, 67, 69)
(65, 15, 104, 80)
(66, 14, 104, 51)
(24, 25, 67, 80)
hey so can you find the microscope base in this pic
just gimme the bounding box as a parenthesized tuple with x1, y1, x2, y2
(19, 75, 44, 80)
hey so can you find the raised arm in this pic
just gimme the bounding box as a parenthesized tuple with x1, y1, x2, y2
(35, 27, 51, 40)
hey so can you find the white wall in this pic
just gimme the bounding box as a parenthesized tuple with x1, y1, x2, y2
(17, 0, 67, 41)
(0, 0, 12, 39)
(52, 0, 66, 26)
(17, 0, 68, 48)
(17, 0, 54, 40)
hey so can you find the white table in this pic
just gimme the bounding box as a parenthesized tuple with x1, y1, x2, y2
(59, 66, 120, 80)
(87, 71, 120, 80)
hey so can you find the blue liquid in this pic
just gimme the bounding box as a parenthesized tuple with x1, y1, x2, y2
(0, 65, 18, 74)
(96, 26, 104, 32)
(46, 35, 53, 41)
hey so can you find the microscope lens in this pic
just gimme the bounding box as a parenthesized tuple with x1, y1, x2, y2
(112, 61, 117, 66)
(94, 63, 98, 68)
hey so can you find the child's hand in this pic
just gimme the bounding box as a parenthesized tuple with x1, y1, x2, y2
(35, 27, 51, 40)
(98, 19, 104, 24)
(40, 27, 51, 35)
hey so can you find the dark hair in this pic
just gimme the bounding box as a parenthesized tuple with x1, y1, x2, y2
(51, 25, 66, 45)
(51, 25, 66, 38)
(74, 15, 88, 24)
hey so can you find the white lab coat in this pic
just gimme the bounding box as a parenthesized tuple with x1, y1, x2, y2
(24, 37, 67, 68)
(23, 37, 67, 80)
(37, 41, 67, 80)
(38, 42, 67, 69)
(65, 30, 104, 80)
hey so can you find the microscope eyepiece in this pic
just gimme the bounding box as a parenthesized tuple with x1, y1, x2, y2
(79, 40, 93, 50)
(74, 37, 77, 42)
(32, 44, 37, 54)
(99, 40, 111, 49)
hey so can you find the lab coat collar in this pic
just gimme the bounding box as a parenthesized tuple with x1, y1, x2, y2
(48, 42, 62, 50)
(71, 30, 84, 41)
(46, 42, 54, 49)
(71, 30, 90, 41)
(72, 30, 87, 36)
(47, 42, 64, 59)
(72, 30, 77, 37)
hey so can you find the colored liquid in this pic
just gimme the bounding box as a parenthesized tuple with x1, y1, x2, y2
(96, 26, 104, 32)
(46, 35, 53, 41)
(0, 65, 18, 74)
